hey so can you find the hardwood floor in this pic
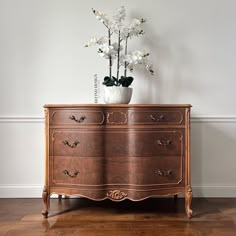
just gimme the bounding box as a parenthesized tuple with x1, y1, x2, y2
(0, 198, 235, 235)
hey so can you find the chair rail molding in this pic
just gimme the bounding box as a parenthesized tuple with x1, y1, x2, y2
(1, 115, 236, 123)
(191, 116, 236, 123)
(0, 116, 43, 123)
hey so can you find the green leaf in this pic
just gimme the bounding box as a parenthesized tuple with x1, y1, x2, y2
(118, 76, 134, 87)
(112, 76, 118, 83)
(103, 76, 117, 86)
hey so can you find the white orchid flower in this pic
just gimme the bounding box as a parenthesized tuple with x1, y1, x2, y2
(92, 8, 113, 29)
(121, 18, 145, 39)
(86, 6, 154, 84)
(125, 50, 154, 75)
(113, 6, 126, 30)
(125, 51, 146, 64)
(113, 6, 126, 22)
(98, 44, 119, 59)
(111, 42, 123, 52)
(145, 63, 154, 75)
(85, 36, 107, 47)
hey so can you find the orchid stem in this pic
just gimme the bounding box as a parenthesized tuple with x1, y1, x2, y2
(116, 30, 121, 86)
(124, 37, 128, 78)
(108, 29, 112, 79)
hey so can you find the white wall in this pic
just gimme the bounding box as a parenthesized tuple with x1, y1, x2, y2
(0, 0, 236, 197)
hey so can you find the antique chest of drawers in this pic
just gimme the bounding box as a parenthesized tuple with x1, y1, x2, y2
(42, 104, 192, 218)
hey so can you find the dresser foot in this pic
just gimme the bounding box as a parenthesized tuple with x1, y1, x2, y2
(185, 185, 193, 218)
(58, 194, 62, 202)
(41, 210, 48, 218)
(42, 186, 50, 218)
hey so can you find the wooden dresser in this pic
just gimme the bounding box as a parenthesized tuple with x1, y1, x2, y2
(42, 104, 193, 218)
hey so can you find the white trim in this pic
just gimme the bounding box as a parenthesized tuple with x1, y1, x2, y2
(191, 116, 236, 123)
(0, 117, 44, 123)
(0, 185, 43, 198)
(192, 185, 236, 197)
(0, 184, 235, 198)
(1, 116, 236, 123)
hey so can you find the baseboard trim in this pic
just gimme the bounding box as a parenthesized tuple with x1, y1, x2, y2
(0, 185, 235, 198)
(0, 185, 43, 198)
(192, 185, 236, 197)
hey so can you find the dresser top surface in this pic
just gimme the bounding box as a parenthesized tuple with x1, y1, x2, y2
(44, 104, 192, 108)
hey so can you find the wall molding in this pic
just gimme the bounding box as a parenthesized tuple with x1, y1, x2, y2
(191, 116, 236, 123)
(1, 116, 236, 123)
(0, 116, 44, 123)
(0, 184, 43, 198)
(192, 185, 236, 197)
(0, 184, 235, 198)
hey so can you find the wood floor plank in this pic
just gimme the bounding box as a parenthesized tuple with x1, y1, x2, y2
(0, 198, 235, 236)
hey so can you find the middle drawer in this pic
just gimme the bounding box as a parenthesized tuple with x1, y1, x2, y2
(49, 130, 105, 157)
(50, 129, 184, 157)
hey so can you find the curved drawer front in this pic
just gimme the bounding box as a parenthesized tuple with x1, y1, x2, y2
(105, 130, 184, 157)
(51, 156, 183, 187)
(105, 156, 183, 186)
(129, 109, 185, 125)
(50, 130, 104, 157)
(50, 156, 104, 186)
(128, 156, 183, 185)
(49, 109, 105, 125)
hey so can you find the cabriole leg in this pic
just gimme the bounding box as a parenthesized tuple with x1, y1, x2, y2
(42, 186, 50, 218)
(185, 185, 193, 218)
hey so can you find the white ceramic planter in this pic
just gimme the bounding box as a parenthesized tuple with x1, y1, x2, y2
(104, 86, 133, 104)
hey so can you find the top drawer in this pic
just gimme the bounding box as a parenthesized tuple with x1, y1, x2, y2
(129, 109, 185, 125)
(49, 109, 105, 125)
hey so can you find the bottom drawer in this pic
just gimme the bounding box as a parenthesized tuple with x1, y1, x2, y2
(50, 156, 105, 186)
(50, 156, 184, 187)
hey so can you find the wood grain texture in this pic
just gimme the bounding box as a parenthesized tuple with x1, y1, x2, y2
(0, 198, 235, 236)
(43, 104, 192, 218)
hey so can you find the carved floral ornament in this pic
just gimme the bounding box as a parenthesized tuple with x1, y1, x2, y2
(106, 111, 127, 124)
(107, 190, 128, 200)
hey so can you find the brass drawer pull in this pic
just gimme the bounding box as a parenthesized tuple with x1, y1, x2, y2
(155, 169, 172, 176)
(155, 139, 172, 146)
(62, 140, 79, 148)
(69, 115, 86, 123)
(150, 114, 165, 122)
(155, 170, 163, 176)
(63, 170, 79, 178)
